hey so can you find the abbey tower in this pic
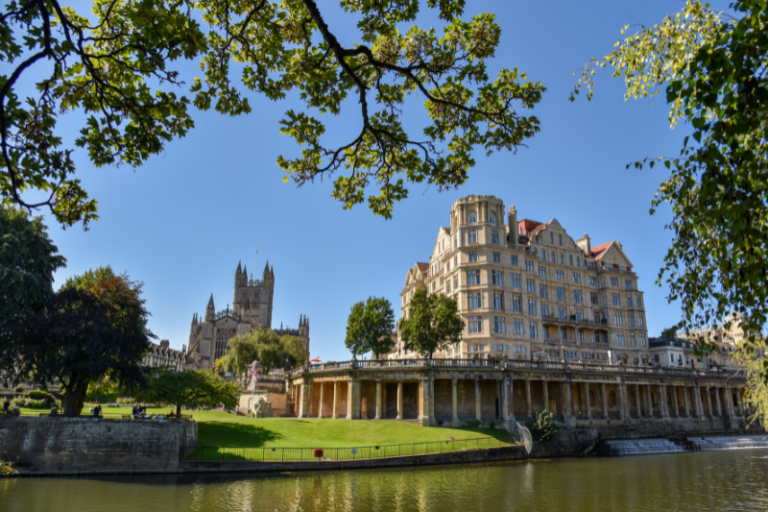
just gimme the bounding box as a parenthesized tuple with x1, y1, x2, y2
(185, 260, 310, 371)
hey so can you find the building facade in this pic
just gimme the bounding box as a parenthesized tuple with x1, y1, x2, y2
(142, 339, 186, 371)
(185, 260, 310, 370)
(394, 195, 650, 365)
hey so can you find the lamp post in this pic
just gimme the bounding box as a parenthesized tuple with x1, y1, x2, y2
(250, 360, 258, 416)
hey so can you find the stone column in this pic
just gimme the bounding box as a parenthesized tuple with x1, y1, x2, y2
(429, 376, 436, 423)
(564, 381, 573, 417)
(420, 378, 431, 426)
(396, 380, 403, 420)
(658, 384, 669, 419)
(672, 385, 679, 418)
(525, 379, 532, 417)
(452, 378, 459, 425)
(332, 381, 339, 419)
(318, 382, 325, 418)
(507, 377, 515, 421)
(646, 385, 653, 418)
(583, 382, 591, 419)
(714, 386, 722, 418)
(634, 384, 642, 418)
(618, 383, 627, 420)
(475, 378, 483, 422)
(298, 383, 305, 418)
(305, 379, 313, 418)
(694, 386, 703, 418)
(542, 379, 549, 412)
(375, 379, 382, 420)
(706, 386, 714, 418)
(683, 386, 691, 417)
(348, 378, 361, 420)
(600, 383, 608, 419)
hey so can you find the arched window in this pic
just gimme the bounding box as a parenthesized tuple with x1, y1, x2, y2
(489, 213, 497, 225)
(468, 211, 477, 223)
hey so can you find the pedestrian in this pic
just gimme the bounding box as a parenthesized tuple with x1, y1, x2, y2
(132, 403, 139, 418)
(93, 403, 101, 418)
(2, 397, 10, 414)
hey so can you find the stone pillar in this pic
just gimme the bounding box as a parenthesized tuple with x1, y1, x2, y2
(658, 384, 669, 419)
(318, 381, 325, 418)
(304, 379, 313, 418)
(298, 384, 305, 418)
(375, 379, 382, 420)
(542, 379, 549, 412)
(525, 379, 532, 417)
(706, 386, 713, 418)
(507, 377, 515, 421)
(618, 383, 627, 420)
(583, 382, 591, 419)
(714, 386, 722, 418)
(452, 378, 459, 425)
(475, 378, 483, 422)
(672, 385, 679, 418)
(646, 385, 653, 418)
(564, 382, 573, 417)
(634, 384, 642, 418)
(683, 386, 691, 417)
(396, 380, 403, 421)
(428, 376, 436, 423)
(348, 378, 361, 420)
(600, 383, 608, 419)
(694, 386, 703, 418)
(332, 381, 339, 419)
(420, 378, 431, 426)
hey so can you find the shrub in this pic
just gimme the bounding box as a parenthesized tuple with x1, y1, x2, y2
(11, 398, 25, 407)
(28, 390, 52, 400)
(26, 399, 49, 409)
(526, 410, 559, 442)
(14, 386, 23, 393)
(117, 397, 136, 406)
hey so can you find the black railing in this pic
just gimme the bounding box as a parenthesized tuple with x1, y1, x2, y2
(186, 437, 509, 462)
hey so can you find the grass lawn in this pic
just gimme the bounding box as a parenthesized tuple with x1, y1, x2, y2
(19, 406, 515, 451)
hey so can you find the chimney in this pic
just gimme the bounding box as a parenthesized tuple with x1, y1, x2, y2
(576, 234, 591, 255)
(160, 339, 170, 349)
(507, 205, 518, 245)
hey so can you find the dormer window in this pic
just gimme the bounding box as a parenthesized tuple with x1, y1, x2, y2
(489, 213, 496, 225)
(468, 211, 477, 223)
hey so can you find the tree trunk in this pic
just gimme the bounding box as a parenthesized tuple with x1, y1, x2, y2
(176, 404, 182, 416)
(63, 378, 88, 416)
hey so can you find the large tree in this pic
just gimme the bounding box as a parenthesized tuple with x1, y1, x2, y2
(2, 266, 152, 415)
(0, 205, 66, 331)
(221, 327, 306, 376)
(345, 296, 395, 359)
(1, 0, 544, 226)
(574, 2, 768, 372)
(399, 289, 463, 358)
(137, 368, 241, 416)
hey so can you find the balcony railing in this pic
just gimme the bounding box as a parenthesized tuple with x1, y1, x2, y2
(540, 313, 608, 328)
(290, 358, 741, 380)
(542, 338, 609, 348)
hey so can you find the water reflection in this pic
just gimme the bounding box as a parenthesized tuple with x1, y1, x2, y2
(2, 450, 768, 512)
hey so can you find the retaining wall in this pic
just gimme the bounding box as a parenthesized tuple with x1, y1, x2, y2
(0, 416, 197, 476)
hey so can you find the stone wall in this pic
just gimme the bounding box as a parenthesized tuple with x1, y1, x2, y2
(0, 416, 197, 476)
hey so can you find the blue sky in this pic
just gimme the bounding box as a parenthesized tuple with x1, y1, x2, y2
(31, 0, 733, 361)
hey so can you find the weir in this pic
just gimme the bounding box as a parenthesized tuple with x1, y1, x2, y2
(601, 435, 768, 456)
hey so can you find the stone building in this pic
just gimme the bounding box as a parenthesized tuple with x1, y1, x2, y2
(185, 260, 310, 370)
(288, 359, 755, 437)
(142, 339, 186, 371)
(393, 195, 649, 365)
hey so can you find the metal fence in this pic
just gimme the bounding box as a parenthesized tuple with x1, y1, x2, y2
(186, 436, 510, 462)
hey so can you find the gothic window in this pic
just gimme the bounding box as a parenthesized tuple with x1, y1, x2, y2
(215, 329, 236, 360)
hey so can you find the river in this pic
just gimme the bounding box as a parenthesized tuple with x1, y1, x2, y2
(3, 449, 768, 512)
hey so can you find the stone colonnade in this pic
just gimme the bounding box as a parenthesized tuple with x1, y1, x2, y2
(287, 367, 751, 427)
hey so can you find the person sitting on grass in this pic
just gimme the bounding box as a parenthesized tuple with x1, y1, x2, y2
(2, 398, 9, 414)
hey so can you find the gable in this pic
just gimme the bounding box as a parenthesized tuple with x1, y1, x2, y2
(598, 244, 633, 268)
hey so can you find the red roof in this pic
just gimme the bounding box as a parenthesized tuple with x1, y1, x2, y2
(590, 241, 613, 260)
(518, 219, 542, 236)
(416, 262, 429, 272)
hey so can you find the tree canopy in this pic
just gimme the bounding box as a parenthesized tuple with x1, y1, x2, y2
(574, 1, 768, 369)
(0, 205, 66, 330)
(344, 296, 395, 359)
(220, 327, 306, 376)
(1, 0, 544, 226)
(399, 289, 463, 358)
(1, 266, 152, 415)
(137, 368, 241, 416)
